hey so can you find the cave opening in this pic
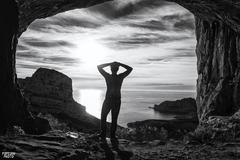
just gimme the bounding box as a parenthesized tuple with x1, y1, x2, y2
(16, 1, 197, 126)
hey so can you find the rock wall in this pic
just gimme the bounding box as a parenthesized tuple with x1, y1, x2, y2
(195, 17, 240, 120)
(0, 0, 46, 135)
(19, 68, 102, 131)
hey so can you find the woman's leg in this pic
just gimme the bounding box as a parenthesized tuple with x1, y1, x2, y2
(110, 99, 121, 138)
(100, 99, 111, 138)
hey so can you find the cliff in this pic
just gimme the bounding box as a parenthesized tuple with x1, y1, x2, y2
(195, 17, 240, 120)
(18, 68, 101, 132)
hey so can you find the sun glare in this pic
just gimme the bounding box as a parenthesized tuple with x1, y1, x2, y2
(74, 39, 110, 69)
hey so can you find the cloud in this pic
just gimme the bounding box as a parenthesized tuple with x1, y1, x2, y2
(17, 63, 62, 71)
(52, 17, 102, 28)
(104, 33, 191, 49)
(129, 20, 168, 31)
(133, 82, 196, 90)
(162, 14, 182, 21)
(28, 11, 103, 33)
(147, 48, 195, 62)
(174, 19, 195, 30)
(139, 82, 184, 86)
(72, 76, 101, 81)
(16, 50, 41, 59)
(147, 58, 165, 62)
(89, 0, 172, 19)
(162, 13, 192, 21)
(17, 1, 197, 90)
(161, 13, 195, 31)
(43, 56, 80, 65)
(22, 38, 75, 48)
(17, 44, 29, 51)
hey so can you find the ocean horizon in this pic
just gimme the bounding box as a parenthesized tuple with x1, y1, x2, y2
(74, 88, 196, 127)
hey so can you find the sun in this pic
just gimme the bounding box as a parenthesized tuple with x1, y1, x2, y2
(73, 38, 109, 69)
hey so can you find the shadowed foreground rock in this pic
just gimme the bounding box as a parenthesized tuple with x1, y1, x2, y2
(127, 119, 198, 141)
(18, 68, 101, 132)
(0, 130, 239, 160)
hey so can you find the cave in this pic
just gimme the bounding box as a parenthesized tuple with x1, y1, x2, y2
(1, 0, 240, 134)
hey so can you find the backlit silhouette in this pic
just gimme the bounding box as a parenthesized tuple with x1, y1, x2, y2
(97, 62, 133, 140)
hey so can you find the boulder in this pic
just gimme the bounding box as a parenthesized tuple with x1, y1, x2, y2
(19, 68, 73, 101)
(127, 119, 198, 140)
(18, 68, 101, 132)
(189, 110, 240, 142)
(153, 98, 198, 121)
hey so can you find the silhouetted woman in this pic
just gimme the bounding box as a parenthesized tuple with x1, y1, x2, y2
(97, 61, 132, 141)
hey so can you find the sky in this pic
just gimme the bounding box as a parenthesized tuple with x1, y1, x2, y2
(16, 0, 197, 96)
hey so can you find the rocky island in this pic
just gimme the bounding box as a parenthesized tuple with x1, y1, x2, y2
(126, 98, 199, 140)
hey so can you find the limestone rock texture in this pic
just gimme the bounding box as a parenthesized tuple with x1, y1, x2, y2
(127, 119, 198, 140)
(195, 18, 240, 120)
(19, 68, 101, 131)
(2, 130, 239, 160)
(20, 68, 73, 101)
(167, 0, 240, 120)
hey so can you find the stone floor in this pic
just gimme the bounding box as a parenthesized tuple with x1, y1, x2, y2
(0, 130, 240, 160)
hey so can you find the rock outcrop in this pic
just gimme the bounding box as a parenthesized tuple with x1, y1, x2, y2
(127, 119, 198, 141)
(195, 17, 240, 120)
(188, 108, 240, 143)
(18, 68, 101, 132)
(1, 130, 239, 160)
(153, 98, 198, 121)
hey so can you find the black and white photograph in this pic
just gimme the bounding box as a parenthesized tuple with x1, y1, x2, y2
(0, 0, 240, 159)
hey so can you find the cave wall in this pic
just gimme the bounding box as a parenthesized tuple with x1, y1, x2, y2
(195, 17, 240, 120)
(0, 0, 23, 134)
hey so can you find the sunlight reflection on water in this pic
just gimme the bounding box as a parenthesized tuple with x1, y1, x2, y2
(79, 89, 104, 119)
(78, 89, 195, 127)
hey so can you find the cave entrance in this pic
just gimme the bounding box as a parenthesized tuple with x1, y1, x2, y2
(16, 1, 197, 126)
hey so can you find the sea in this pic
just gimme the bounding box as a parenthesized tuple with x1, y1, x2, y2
(74, 89, 196, 127)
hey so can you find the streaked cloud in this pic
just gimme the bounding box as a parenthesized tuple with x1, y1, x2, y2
(89, 0, 172, 19)
(17, 0, 197, 91)
(22, 38, 75, 48)
(104, 33, 191, 49)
